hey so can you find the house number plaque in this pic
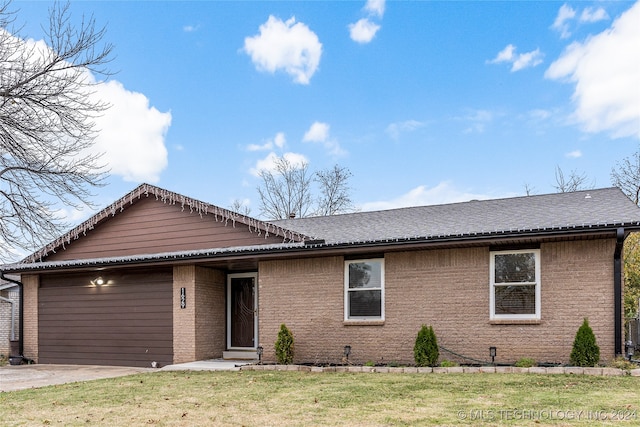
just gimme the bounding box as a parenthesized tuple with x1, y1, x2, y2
(180, 287, 186, 309)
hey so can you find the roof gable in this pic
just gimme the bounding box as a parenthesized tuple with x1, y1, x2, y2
(28, 184, 306, 263)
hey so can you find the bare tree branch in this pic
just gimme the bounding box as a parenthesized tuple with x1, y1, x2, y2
(553, 166, 593, 193)
(314, 164, 354, 216)
(611, 148, 640, 205)
(0, 1, 112, 260)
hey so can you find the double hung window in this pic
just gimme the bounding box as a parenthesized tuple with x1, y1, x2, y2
(490, 249, 540, 320)
(345, 259, 384, 320)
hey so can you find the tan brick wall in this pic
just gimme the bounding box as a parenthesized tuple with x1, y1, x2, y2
(194, 266, 225, 360)
(173, 265, 196, 363)
(173, 265, 226, 364)
(258, 239, 618, 365)
(22, 274, 39, 362)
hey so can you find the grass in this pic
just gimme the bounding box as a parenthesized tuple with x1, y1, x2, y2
(0, 371, 639, 426)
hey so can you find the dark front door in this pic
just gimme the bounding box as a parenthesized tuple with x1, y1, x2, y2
(227, 273, 257, 349)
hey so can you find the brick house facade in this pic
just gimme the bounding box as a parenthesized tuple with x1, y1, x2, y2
(2, 184, 639, 367)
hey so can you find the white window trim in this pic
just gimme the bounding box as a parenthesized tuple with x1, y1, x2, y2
(490, 249, 541, 321)
(344, 258, 385, 321)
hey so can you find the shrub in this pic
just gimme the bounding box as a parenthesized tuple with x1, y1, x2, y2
(608, 356, 638, 371)
(274, 324, 294, 364)
(414, 325, 439, 367)
(514, 357, 536, 368)
(439, 360, 458, 367)
(364, 360, 375, 367)
(570, 318, 600, 367)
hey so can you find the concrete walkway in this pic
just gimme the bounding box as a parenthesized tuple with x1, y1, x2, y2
(161, 358, 256, 371)
(0, 359, 254, 392)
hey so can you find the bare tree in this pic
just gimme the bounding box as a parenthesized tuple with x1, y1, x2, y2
(611, 148, 640, 205)
(229, 199, 251, 216)
(257, 157, 313, 219)
(553, 166, 593, 193)
(256, 157, 355, 220)
(0, 1, 113, 260)
(314, 164, 354, 216)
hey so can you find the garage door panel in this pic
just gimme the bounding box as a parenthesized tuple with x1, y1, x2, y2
(38, 268, 173, 367)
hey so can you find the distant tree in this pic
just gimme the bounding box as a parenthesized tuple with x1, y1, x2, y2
(314, 164, 355, 216)
(229, 199, 251, 216)
(623, 233, 640, 333)
(553, 166, 592, 193)
(0, 1, 112, 260)
(256, 156, 355, 220)
(257, 157, 313, 219)
(523, 183, 535, 196)
(611, 148, 640, 205)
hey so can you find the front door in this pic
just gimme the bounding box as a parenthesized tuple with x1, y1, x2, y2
(227, 273, 258, 349)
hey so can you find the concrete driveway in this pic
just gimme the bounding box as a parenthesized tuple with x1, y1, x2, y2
(0, 364, 152, 392)
(0, 359, 251, 392)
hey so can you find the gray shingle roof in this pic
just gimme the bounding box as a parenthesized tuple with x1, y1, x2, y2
(271, 187, 640, 244)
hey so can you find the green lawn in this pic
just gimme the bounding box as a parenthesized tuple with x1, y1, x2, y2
(0, 371, 638, 426)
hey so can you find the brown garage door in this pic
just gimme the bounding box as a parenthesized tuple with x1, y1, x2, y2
(38, 268, 173, 368)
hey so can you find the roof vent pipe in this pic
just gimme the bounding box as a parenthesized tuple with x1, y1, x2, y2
(289, 212, 296, 219)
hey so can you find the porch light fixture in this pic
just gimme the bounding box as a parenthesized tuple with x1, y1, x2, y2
(344, 345, 351, 363)
(257, 346, 263, 364)
(92, 276, 105, 286)
(489, 346, 497, 364)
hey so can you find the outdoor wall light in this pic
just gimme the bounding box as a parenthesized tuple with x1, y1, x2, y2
(257, 346, 263, 364)
(91, 276, 105, 286)
(489, 346, 497, 364)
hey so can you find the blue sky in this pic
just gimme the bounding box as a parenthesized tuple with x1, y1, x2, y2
(13, 0, 640, 219)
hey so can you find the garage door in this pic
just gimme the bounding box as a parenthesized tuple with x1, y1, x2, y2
(38, 268, 173, 368)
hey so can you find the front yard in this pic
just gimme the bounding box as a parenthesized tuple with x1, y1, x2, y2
(0, 370, 638, 426)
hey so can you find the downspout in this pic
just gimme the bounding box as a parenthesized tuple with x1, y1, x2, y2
(0, 271, 23, 357)
(614, 228, 624, 357)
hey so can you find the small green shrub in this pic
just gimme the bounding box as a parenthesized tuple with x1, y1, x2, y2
(514, 357, 536, 368)
(364, 360, 375, 367)
(439, 360, 458, 367)
(274, 324, 294, 364)
(608, 356, 638, 371)
(570, 318, 600, 367)
(414, 325, 439, 367)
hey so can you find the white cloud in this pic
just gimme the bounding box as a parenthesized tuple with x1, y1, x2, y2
(566, 150, 583, 158)
(488, 44, 543, 72)
(459, 109, 497, 134)
(528, 109, 552, 121)
(545, 2, 640, 139)
(250, 151, 309, 177)
(580, 7, 609, 23)
(349, 18, 381, 44)
(364, 0, 385, 18)
(91, 81, 171, 183)
(303, 122, 330, 143)
(360, 182, 497, 211)
(552, 4, 577, 39)
(247, 132, 287, 151)
(386, 120, 425, 140)
(183, 24, 200, 33)
(243, 16, 322, 85)
(302, 121, 346, 156)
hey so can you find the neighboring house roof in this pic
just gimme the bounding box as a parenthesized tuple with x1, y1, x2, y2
(2, 186, 640, 273)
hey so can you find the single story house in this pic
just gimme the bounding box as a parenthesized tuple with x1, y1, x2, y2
(2, 183, 640, 368)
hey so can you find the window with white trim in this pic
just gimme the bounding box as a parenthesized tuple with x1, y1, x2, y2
(490, 249, 540, 320)
(345, 259, 384, 320)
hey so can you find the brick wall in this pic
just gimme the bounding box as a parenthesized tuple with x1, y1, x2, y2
(173, 265, 225, 364)
(194, 266, 225, 360)
(21, 274, 38, 362)
(258, 239, 617, 365)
